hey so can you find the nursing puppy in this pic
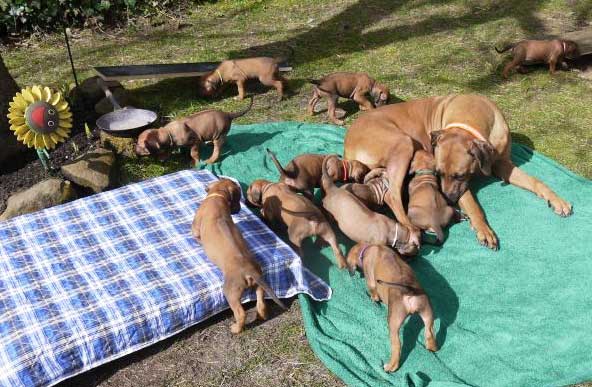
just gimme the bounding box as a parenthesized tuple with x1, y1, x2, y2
(341, 168, 390, 211)
(407, 150, 457, 244)
(321, 156, 418, 256)
(347, 244, 438, 372)
(307, 72, 390, 125)
(495, 39, 580, 78)
(198, 57, 287, 100)
(266, 148, 369, 198)
(192, 178, 285, 334)
(247, 179, 347, 268)
(136, 98, 252, 165)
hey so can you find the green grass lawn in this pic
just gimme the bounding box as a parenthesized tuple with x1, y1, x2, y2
(2, 1, 591, 385)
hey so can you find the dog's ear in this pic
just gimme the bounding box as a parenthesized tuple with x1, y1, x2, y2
(469, 140, 495, 176)
(430, 130, 444, 148)
(248, 184, 262, 206)
(228, 185, 242, 214)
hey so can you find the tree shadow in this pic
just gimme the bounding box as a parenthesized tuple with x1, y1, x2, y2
(228, 0, 548, 67)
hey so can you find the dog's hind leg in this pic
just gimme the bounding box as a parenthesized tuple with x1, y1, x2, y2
(205, 137, 225, 164)
(224, 282, 247, 334)
(255, 285, 268, 321)
(318, 223, 346, 269)
(417, 296, 438, 352)
(493, 158, 572, 217)
(383, 300, 408, 372)
(307, 87, 321, 115)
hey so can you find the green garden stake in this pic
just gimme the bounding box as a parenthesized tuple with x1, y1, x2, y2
(36, 148, 50, 171)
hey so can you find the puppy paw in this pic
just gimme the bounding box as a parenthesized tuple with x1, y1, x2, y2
(331, 118, 345, 126)
(548, 198, 573, 217)
(474, 223, 498, 250)
(204, 158, 217, 165)
(230, 322, 243, 334)
(426, 338, 438, 352)
(257, 308, 269, 321)
(383, 361, 399, 373)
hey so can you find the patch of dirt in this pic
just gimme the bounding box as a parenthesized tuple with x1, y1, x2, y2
(60, 299, 343, 387)
(0, 129, 101, 214)
(571, 54, 592, 79)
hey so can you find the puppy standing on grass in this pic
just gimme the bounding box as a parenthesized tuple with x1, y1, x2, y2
(321, 155, 418, 256)
(307, 72, 390, 125)
(192, 178, 286, 334)
(266, 148, 369, 198)
(135, 97, 252, 165)
(247, 179, 347, 268)
(347, 243, 438, 372)
(198, 57, 288, 100)
(495, 39, 580, 78)
(407, 150, 458, 244)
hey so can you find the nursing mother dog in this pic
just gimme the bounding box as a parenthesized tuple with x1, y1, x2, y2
(344, 94, 572, 249)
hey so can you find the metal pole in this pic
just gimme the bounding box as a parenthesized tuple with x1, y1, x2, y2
(63, 28, 79, 88)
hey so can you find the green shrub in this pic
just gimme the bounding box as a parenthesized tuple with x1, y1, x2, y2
(0, 0, 192, 37)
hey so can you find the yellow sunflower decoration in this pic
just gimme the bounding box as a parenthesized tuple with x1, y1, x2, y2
(7, 85, 72, 150)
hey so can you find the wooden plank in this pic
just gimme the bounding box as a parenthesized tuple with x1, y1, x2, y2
(562, 27, 592, 55)
(94, 62, 293, 82)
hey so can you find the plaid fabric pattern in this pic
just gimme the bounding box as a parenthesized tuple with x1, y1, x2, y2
(0, 169, 331, 387)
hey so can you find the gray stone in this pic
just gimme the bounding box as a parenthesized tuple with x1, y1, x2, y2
(100, 131, 137, 158)
(61, 148, 117, 193)
(0, 178, 76, 221)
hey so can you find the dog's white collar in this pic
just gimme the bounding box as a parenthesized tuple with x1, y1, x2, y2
(391, 223, 399, 248)
(216, 69, 224, 83)
(443, 122, 488, 142)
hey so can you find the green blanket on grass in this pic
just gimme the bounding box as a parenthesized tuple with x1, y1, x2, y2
(202, 122, 592, 387)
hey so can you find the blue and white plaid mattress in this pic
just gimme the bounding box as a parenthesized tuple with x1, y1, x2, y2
(0, 169, 331, 387)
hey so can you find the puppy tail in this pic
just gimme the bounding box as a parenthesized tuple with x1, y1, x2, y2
(321, 155, 337, 192)
(266, 148, 288, 179)
(377, 279, 425, 295)
(494, 43, 514, 54)
(227, 95, 253, 119)
(251, 275, 287, 310)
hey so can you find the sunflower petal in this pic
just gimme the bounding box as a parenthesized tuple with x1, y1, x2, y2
(12, 124, 29, 135)
(12, 94, 28, 109)
(23, 131, 34, 147)
(58, 110, 73, 119)
(9, 116, 25, 126)
(43, 134, 56, 149)
(56, 128, 70, 137)
(59, 121, 73, 129)
(8, 111, 23, 120)
(42, 86, 52, 102)
(22, 88, 35, 103)
(49, 91, 62, 106)
(55, 101, 69, 112)
(34, 133, 45, 149)
(31, 85, 43, 101)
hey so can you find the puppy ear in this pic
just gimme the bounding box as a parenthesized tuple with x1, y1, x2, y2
(469, 140, 495, 176)
(430, 130, 444, 148)
(205, 185, 211, 193)
(249, 185, 262, 206)
(228, 186, 242, 214)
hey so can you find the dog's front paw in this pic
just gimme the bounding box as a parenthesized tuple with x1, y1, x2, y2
(548, 197, 573, 217)
(230, 322, 243, 334)
(473, 222, 498, 250)
(383, 361, 399, 373)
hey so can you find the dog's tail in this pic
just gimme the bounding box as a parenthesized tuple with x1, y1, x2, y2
(494, 43, 515, 53)
(377, 279, 425, 295)
(321, 155, 338, 192)
(266, 148, 289, 180)
(226, 96, 253, 120)
(250, 274, 287, 310)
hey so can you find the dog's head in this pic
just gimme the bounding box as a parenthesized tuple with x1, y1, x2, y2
(431, 130, 495, 204)
(206, 178, 242, 214)
(198, 71, 221, 97)
(135, 128, 170, 160)
(371, 83, 390, 107)
(349, 160, 371, 182)
(323, 155, 345, 181)
(246, 179, 271, 207)
(409, 149, 435, 174)
(563, 40, 580, 60)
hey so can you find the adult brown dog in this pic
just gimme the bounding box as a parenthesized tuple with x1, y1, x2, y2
(347, 244, 437, 372)
(246, 179, 347, 268)
(135, 98, 252, 165)
(192, 178, 285, 334)
(266, 148, 369, 198)
(198, 57, 288, 100)
(344, 94, 572, 250)
(407, 150, 457, 244)
(321, 156, 418, 256)
(340, 168, 390, 211)
(495, 39, 580, 78)
(307, 72, 390, 125)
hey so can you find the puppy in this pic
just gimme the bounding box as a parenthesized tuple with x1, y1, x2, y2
(192, 178, 285, 334)
(407, 150, 457, 244)
(247, 179, 347, 268)
(267, 148, 369, 198)
(341, 168, 390, 210)
(347, 244, 438, 372)
(321, 156, 418, 256)
(136, 98, 252, 165)
(495, 39, 580, 78)
(307, 72, 390, 125)
(198, 57, 287, 100)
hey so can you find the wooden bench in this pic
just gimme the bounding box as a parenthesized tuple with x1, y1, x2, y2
(94, 61, 293, 82)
